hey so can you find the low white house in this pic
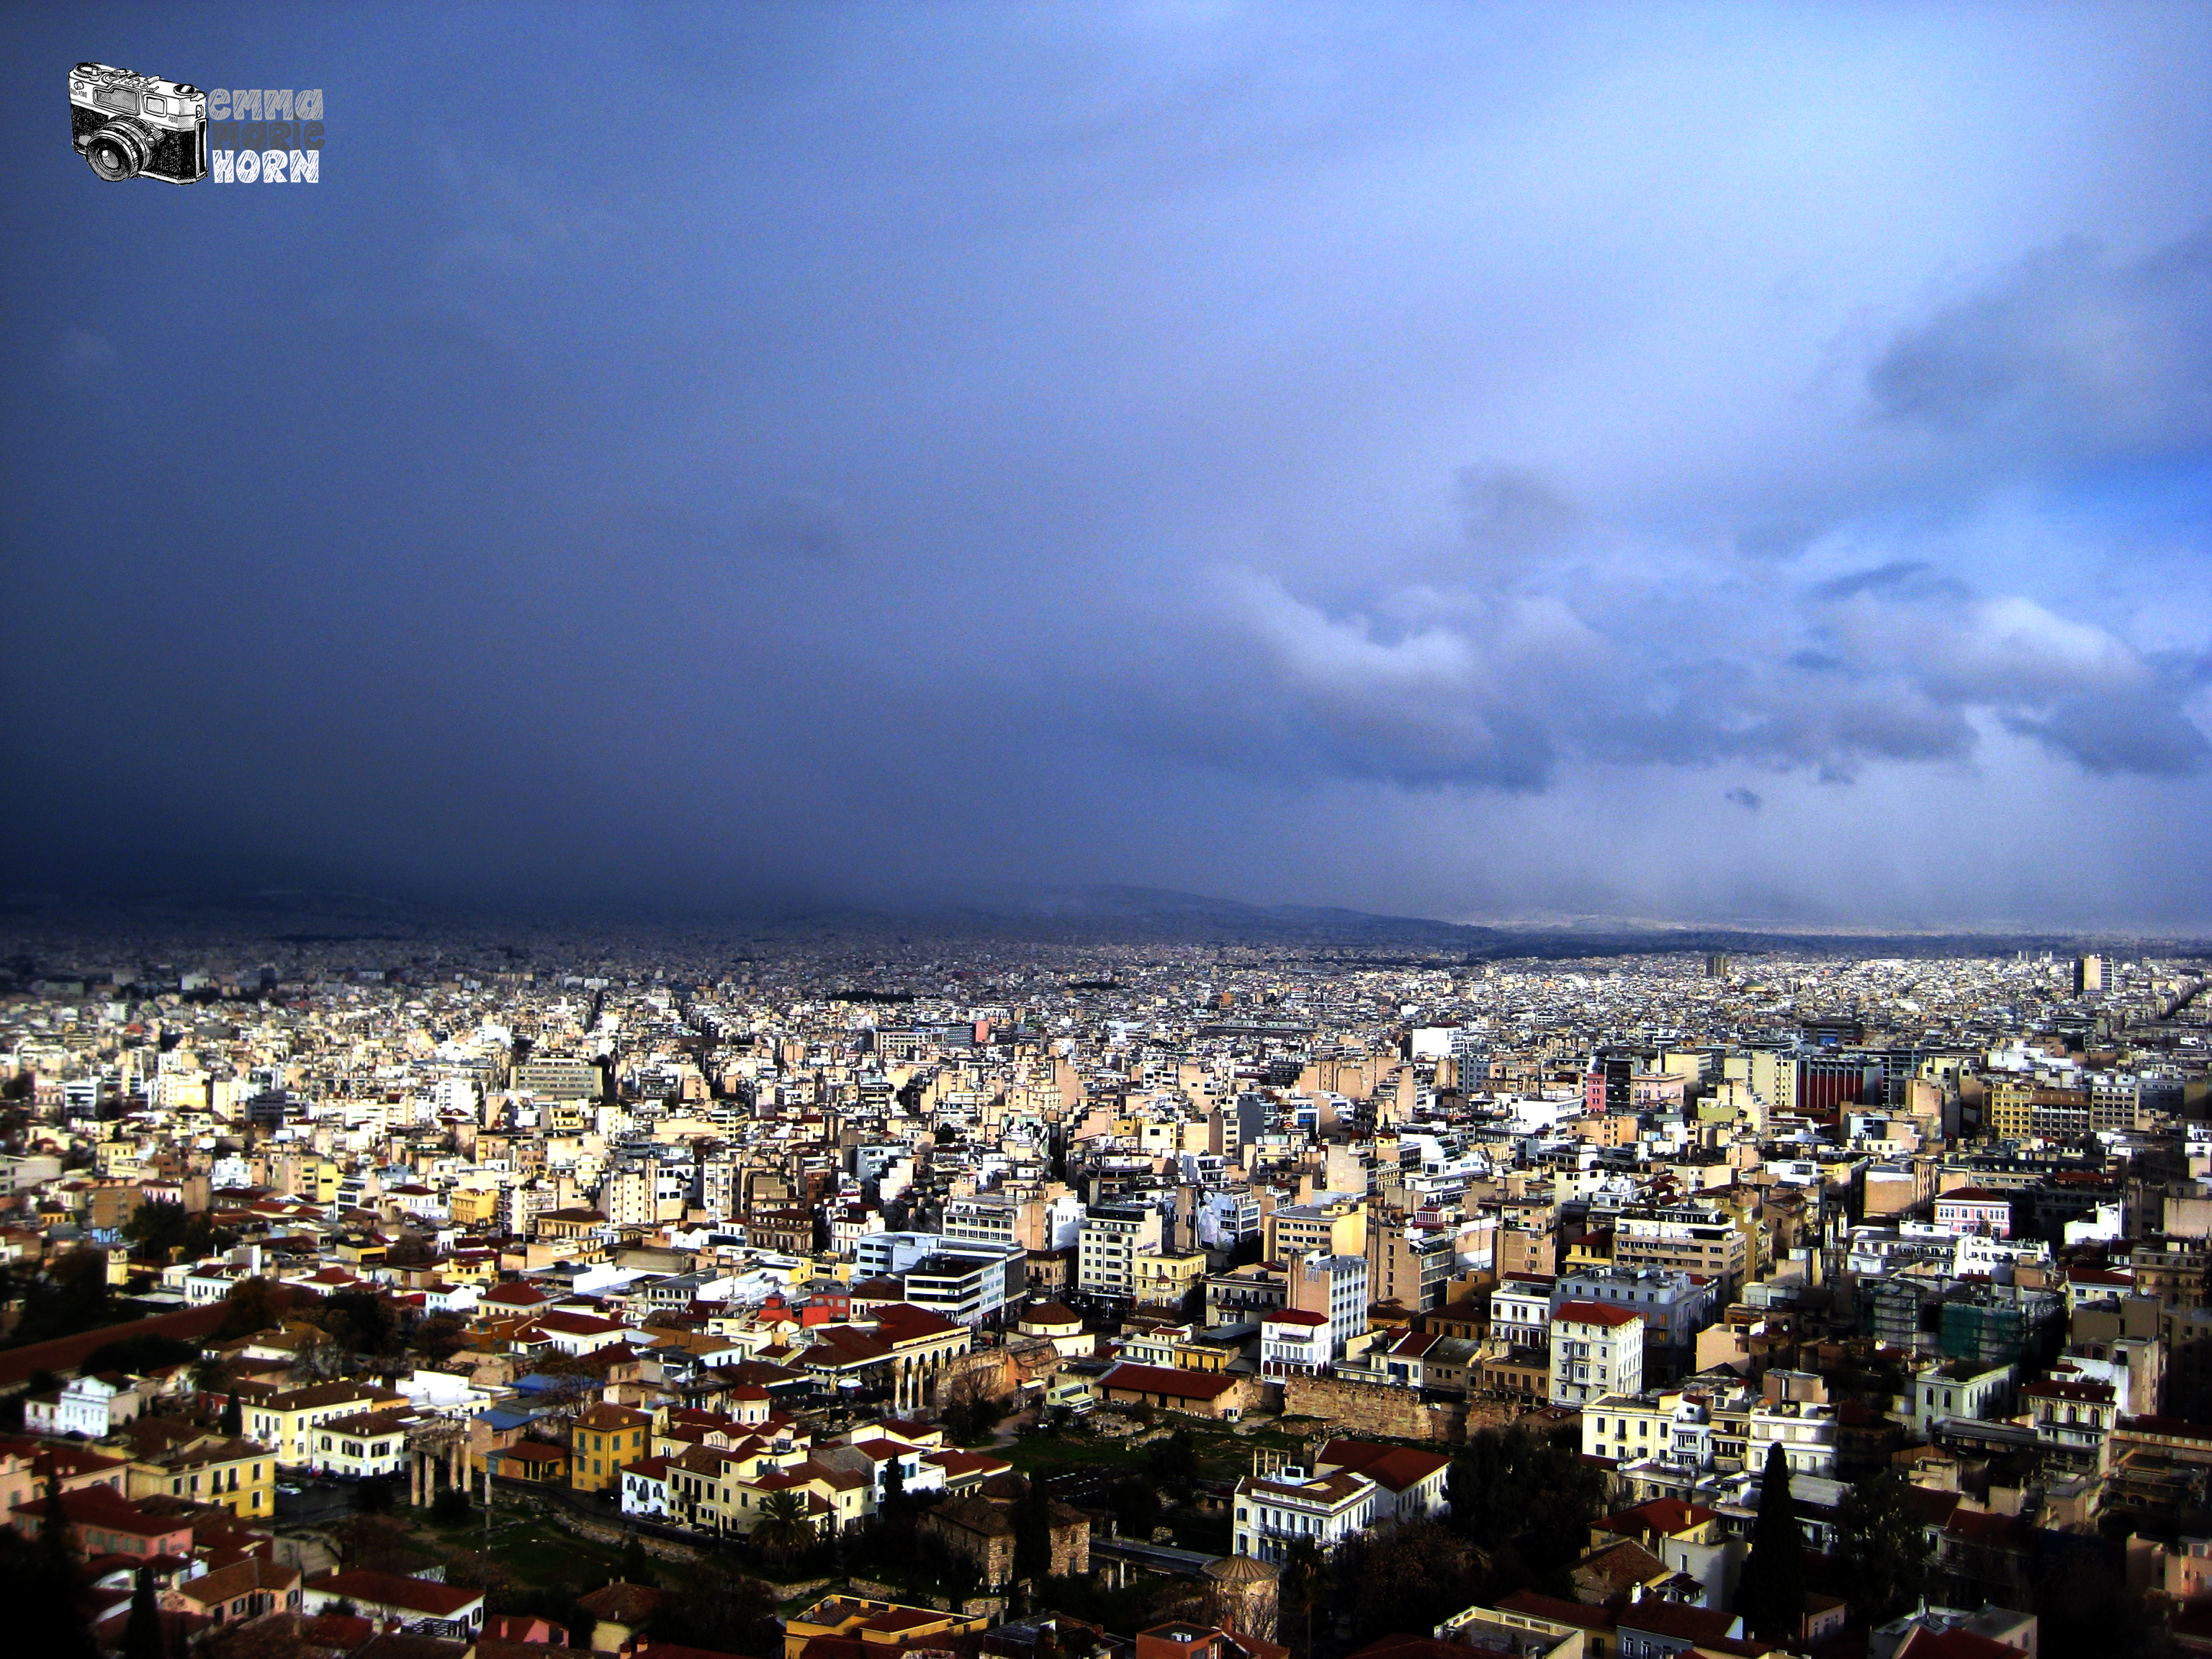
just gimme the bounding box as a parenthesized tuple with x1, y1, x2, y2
(1259, 1308, 1331, 1377)
(308, 1408, 412, 1478)
(531, 1311, 630, 1357)
(395, 1368, 497, 1414)
(26, 1374, 137, 1438)
(621, 1456, 672, 1518)
(422, 1282, 482, 1316)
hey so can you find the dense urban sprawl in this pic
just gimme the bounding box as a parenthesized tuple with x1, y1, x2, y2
(1, 921, 2208, 1659)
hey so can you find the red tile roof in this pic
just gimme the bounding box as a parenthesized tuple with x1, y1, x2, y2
(1100, 1362, 1237, 1400)
(1553, 1300, 1641, 1328)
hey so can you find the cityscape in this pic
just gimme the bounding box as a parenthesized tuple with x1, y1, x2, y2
(0, 895, 2208, 1659)
(9, 8, 2212, 1659)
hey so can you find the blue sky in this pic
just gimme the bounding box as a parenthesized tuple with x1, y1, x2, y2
(6, 4, 2212, 929)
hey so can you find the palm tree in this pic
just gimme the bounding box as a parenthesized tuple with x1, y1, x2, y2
(1279, 1538, 1331, 1659)
(752, 1490, 815, 1568)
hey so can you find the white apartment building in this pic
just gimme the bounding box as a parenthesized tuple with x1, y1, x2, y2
(1551, 1266, 1720, 1373)
(1289, 1251, 1368, 1362)
(310, 1408, 413, 1478)
(1077, 1205, 1163, 1300)
(1260, 1308, 1333, 1377)
(854, 1231, 1028, 1325)
(1581, 1381, 1836, 1481)
(1550, 1300, 1644, 1406)
(1491, 1273, 1557, 1352)
(1745, 1398, 1838, 1479)
(25, 1375, 134, 1438)
(1231, 1465, 1379, 1562)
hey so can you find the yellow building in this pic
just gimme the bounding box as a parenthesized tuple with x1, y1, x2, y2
(1131, 1250, 1208, 1308)
(570, 1402, 652, 1493)
(449, 1187, 503, 1227)
(240, 1380, 401, 1467)
(1264, 1193, 1367, 1262)
(1985, 1076, 2036, 1141)
(120, 1431, 278, 1520)
(781, 1595, 989, 1659)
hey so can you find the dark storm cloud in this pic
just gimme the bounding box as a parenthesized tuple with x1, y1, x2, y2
(4, 3, 2212, 927)
(2002, 690, 2212, 778)
(1457, 464, 1581, 557)
(1807, 561, 1969, 603)
(1870, 226, 2212, 453)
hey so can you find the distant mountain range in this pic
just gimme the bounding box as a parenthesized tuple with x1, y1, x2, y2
(4, 882, 2206, 963)
(793, 884, 2212, 961)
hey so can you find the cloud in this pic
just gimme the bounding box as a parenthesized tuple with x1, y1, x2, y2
(1457, 464, 1580, 557)
(1808, 561, 1969, 604)
(1869, 226, 2212, 459)
(8, 5, 2212, 927)
(1205, 518, 2206, 792)
(1725, 787, 1762, 811)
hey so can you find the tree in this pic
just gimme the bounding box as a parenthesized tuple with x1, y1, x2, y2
(650, 1557, 780, 1657)
(1112, 1475, 1160, 1541)
(9, 1249, 116, 1346)
(125, 1200, 191, 1260)
(940, 1370, 1008, 1444)
(0, 1488, 96, 1659)
(217, 1276, 279, 1339)
(1012, 1475, 1057, 1580)
(1334, 1519, 1486, 1642)
(881, 1451, 908, 1514)
(1836, 1470, 1930, 1624)
(1447, 1421, 1604, 1591)
(1736, 1443, 1806, 1644)
(124, 1564, 166, 1659)
(752, 1490, 814, 1567)
(431, 1487, 472, 1524)
(81, 1332, 198, 1377)
(1279, 1537, 1331, 1659)
(291, 1328, 347, 1382)
(40, 1475, 74, 1580)
(410, 1313, 468, 1362)
(220, 1392, 243, 1439)
(1146, 1431, 1199, 1498)
(321, 1290, 401, 1363)
(619, 1531, 652, 1586)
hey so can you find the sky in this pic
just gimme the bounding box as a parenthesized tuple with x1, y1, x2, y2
(5, 4, 2212, 932)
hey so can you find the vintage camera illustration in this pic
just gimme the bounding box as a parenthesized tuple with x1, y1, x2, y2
(70, 62, 207, 183)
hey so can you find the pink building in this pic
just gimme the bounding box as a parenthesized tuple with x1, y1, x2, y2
(1933, 1187, 2012, 1238)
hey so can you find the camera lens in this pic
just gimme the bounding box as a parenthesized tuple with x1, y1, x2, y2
(84, 120, 152, 181)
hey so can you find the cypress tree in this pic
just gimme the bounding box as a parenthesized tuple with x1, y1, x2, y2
(39, 1475, 73, 1577)
(123, 1565, 165, 1659)
(1737, 1441, 1805, 1643)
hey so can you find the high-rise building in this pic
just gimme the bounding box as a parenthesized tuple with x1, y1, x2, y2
(2074, 955, 2106, 996)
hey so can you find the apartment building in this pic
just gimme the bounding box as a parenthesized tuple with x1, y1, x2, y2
(1614, 1205, 1749, 1295)
(1287, 1251, 1368, 1362)
(1077, 1205, 1163, 1303)
(1550, 1300, 1643, 1407)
